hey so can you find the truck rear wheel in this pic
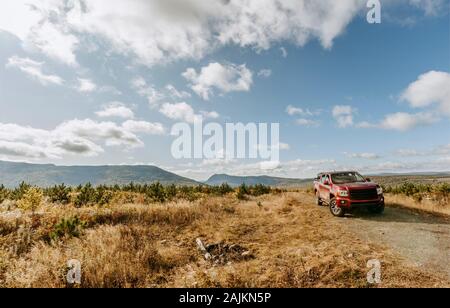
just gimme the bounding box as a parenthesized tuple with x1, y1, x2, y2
(330, 198, 345, 217)
(315, 191, 323, 206)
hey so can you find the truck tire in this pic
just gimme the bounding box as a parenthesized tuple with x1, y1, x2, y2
(329, 198, 345, 217)
(315, 191, 323, 206)
(369, 203, 385, 214)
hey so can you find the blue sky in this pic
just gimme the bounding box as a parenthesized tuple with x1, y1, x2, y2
(0, 0, 449, 180)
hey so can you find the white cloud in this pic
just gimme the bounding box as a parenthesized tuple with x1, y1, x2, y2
(0, 117, 167, 160)
(159, 102, 200, 123)
(183, 62, 253, 100)
(257, 69, 272, 78)
(159, 102, 219, 123)
(394, 149, 423, 157)
(0, 0, 365, 67)
(122, 120, 165, 135)
(76, 78, 97, 93)
(378, 112, 437, 131)
(96, 102, 135, 119)
(131, 77, 165, 107)
(165, 84, 191, 99)
(286, 105, 316, 117)
(0, 1, 79, 66)
(296, 118, 320, 127)
(332, 105, 354, 128)
(409, 0, 447, 16)
(345, 152, 380, 160)
(400, 70, 450, 117)
(6, 56, 64, 86)
(280, 47, 288, 58)
(200, 111, 220, 119)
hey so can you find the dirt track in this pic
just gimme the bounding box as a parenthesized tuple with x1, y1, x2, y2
(311, 196, 450, 280)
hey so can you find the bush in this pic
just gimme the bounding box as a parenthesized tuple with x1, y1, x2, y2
(236, 184, 249, 200)
(49, 216, 86, 241)
(251, 184, 271, 196)
(145, 182, 167, 203)
(11, 182, 32, 201)
(74, 183, 96, 207)
(46, 184, 71, 204)
(17, 187, 43, 213)
(94, 186, 114, 206)
(0, 185, 9, 204)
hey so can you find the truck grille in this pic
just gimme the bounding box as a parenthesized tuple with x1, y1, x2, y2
(350, 189, 378, 200)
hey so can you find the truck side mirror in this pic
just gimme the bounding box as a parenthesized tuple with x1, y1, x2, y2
(366, 178, 371, 182)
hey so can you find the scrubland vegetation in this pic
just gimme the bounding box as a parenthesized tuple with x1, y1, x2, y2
(381, 182, 450, 215)
(0, 181, 448, 288)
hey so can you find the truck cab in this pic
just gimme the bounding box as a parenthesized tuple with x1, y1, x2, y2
(313, 171, 385, 217)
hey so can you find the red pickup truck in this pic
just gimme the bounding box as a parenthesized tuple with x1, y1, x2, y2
(313, 171, 385, 217)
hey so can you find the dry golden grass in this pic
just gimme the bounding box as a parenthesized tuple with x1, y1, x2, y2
(385, 193, 450, 216)
(0, 192, 448, 288)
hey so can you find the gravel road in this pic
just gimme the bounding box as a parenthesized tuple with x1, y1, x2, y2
(335, 205, 450, 279)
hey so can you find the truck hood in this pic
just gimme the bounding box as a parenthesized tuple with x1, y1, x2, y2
(336, 182, 378, 190)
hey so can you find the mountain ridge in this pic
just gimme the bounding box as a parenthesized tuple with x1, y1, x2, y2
(0, 160, 199, 188)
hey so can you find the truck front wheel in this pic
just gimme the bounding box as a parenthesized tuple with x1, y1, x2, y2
(330, 198, 345, 217)
(369, 203, 385, 214)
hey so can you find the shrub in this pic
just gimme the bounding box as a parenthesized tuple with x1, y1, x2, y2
(10, 182, 31, 201)
(49, 216, 86, 241)
(46, 184, 71, 204)
(145, 182, 167, 203)
(165, 184, 177, 201)
(17, 187, 43, 213)
(0, 184, 9, 204)
(251, 184, 271, 196)
(74, 183, 96, 207)
(94, 186, 114, 206)
(236, 184, 249, 200)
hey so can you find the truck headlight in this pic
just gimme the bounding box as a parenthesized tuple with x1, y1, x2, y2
(338, 190, 349, 197)
(377, 187, 383, 195)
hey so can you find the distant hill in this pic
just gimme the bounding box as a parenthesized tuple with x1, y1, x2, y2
(0, 160, 199, 188)
(205, 174, 311, 187)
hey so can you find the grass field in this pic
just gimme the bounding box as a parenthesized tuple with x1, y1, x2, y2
(0, 182, 448, 288)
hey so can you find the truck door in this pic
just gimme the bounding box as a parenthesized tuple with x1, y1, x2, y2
(320, 174, 331, 201)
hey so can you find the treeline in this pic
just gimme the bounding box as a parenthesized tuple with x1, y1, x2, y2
(0, 182, 281, 207)
(382, 182, 450, 203)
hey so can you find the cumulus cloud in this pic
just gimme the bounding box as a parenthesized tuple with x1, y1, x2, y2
(408, 0, 448, 16)
(183, 62, 253, 100)
(0, 118, 165, 160)
(286, 105, 315, 117)
(296, 118, 320, 127)
(0, 1, 79, 66)
(165, 84, 191, 100)
(257, 69, 272, 78)
(6, 56, 64, 86)
(131, 77, 165, 107)
(200, 111, 220, 119)
(122, 120, 165, 135)
(76, 78, 97, 93)
(359, 112, 438, 131)
(159, 102, 219, 123)
(400, 70, 450, 117)
(345, 152, 380, 160)
(0, 0, 367, 67)
(96, 102, 135, 119)
(159, 102, 200, 123)
(332, 105, 354, 128)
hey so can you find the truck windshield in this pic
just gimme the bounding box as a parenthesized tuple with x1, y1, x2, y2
(331, 172, 366, 184)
